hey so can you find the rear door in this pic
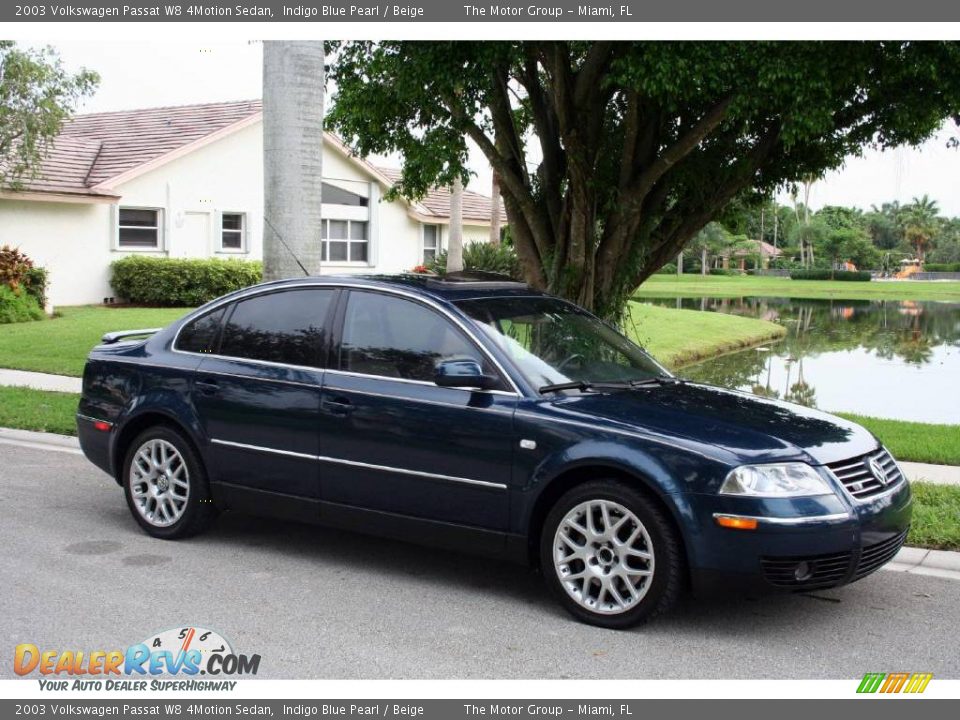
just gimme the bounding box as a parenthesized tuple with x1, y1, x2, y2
(317, 289, 517, 531)
(191, 287, 337, 511)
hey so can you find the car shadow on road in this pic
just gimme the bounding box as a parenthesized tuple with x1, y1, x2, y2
(121, 506, 862, 637)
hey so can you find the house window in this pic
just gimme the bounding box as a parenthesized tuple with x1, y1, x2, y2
(423, 224, 441, 264)
(320, 219, 368, 263)
(118, 208, 161, 249)
(221, 213, 245, 251)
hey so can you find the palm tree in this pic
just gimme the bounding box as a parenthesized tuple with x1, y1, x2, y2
(902, 195, 940, 265)
(262, 41, 325, 281)
(447, 175, 464, 273)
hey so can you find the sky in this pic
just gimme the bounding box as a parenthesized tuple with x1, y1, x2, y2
(50, 40, 960, 216)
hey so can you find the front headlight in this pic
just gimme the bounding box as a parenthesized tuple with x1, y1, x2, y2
(720, 463, 834, 497)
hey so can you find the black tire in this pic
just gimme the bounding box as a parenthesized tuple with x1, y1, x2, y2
(539, 479, 684, 629)
(122, 425, 216, 539)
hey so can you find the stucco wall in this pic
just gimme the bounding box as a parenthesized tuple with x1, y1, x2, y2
(1, 121, 495, 307)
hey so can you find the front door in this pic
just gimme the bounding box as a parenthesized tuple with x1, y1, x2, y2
(193, 287, 337, 509)
(317, 289, 516, 530)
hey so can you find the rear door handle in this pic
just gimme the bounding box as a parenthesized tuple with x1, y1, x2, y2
(321, 395, 354, 416)
(195, 378, 220, 395)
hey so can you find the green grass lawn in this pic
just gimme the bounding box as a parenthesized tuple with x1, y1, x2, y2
(626, 301, 786, 368)
(634, 274, 960, 301)
(837, 414, 960, 467)
(908, 482, 960, 551)
(0, 386, 80, 436)
(0, 305, 190, 376)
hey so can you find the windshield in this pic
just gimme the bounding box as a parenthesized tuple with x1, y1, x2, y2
(455, 296, 670, 392)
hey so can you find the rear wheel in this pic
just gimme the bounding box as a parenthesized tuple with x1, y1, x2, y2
(540, 480, 683, 628)
(122, 426, 216, 539)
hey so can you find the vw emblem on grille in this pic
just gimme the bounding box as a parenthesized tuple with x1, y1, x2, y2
(868, 457, 888, 485)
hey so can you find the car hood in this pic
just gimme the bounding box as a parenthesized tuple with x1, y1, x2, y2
(546, 381, 878, 465)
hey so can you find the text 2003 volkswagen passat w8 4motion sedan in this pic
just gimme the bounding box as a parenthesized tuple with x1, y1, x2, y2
(77, 274, 911, 627)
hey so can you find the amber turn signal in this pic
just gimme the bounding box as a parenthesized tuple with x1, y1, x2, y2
(715, 515, 758, 531)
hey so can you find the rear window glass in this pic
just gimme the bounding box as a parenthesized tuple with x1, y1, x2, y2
(175, 308, 226, 354)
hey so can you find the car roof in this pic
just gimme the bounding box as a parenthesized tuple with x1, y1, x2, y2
(243, 273, 546, 303)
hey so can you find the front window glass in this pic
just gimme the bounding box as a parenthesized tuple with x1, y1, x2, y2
(456, 297, 668, 391)
(340, 291, 501, 386)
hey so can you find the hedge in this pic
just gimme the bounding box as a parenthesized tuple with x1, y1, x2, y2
(111, 256, 263, 306)
(790, 269, 872, 282)
(0, 285, 45, 324)
(923, 262, 960, 272)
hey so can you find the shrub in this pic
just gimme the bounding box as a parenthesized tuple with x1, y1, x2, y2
(111, 256, 263, 307)
(923, 262, 960, 272)
(656, 263, 677, 275)
(709, 268, 744, 276)
(0, 285, 45, 324)
(22, 266, 48, 308)
(429, 242, 522, 279)
(790, 269, 872, 281)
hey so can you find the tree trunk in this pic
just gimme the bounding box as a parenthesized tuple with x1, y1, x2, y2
(676, 251, 683, 276)
(262, 41, 324, 281)
(701, 247, 708, 276)
(489, 171, 501, 246)
(447, 176, 464, 273)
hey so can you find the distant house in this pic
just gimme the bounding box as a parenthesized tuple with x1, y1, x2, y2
(726, 240, 783, 270)
(0, 99, 505, 307)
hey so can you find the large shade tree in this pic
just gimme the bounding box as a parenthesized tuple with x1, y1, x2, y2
(0, 41, 98, 188)
(327, 41, 960, 318)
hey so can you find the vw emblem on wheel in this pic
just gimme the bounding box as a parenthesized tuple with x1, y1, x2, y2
(868, 457, 888, 485)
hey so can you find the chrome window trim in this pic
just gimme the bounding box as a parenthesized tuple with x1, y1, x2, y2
(171, 281, 523, 396)
(210, 438, 507, 490)
(712, 512, 851, 526)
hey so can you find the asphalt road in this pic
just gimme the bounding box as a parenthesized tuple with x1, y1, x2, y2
(2, 442, 959, 679)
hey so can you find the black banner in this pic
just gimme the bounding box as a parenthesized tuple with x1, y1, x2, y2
(4, 0, 960, 22)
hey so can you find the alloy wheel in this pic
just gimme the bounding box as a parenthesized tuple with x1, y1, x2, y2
(553, 499, 655, 615)
(128, 439, 190, 528)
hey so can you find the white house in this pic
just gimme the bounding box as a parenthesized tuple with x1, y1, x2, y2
(0, 99, 505, 307)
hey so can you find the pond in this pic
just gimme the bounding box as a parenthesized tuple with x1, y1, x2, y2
(641, 296, 960, 424)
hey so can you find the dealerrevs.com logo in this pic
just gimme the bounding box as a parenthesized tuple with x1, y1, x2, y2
(14, 626, 260, 691)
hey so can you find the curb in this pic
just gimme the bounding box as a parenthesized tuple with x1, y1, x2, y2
(0, 426, 82, 455)
(1, 425, 959, 581)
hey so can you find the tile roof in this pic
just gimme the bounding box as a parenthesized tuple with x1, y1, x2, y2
(9, 99, 506, 224)
(9, 99, 262, 196)
(376, 166, 506, 224)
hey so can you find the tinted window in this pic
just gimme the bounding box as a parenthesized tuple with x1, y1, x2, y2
(176, 307, 226, 354)
(340, 291, 500, 385)
(219, 289, 334, 367)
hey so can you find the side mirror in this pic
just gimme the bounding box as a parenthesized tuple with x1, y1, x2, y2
(434, 359, 497, 390)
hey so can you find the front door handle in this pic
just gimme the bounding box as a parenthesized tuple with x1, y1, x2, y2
(195, 378, 220, 396)
(321, 395, 354, 416)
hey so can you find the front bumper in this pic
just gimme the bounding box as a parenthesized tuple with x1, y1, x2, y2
(685, 475, 913, 594)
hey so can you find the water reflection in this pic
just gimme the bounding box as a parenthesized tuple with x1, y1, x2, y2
(645, 296, 960, 423)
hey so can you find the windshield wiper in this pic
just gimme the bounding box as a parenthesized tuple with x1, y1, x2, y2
(539, 377, 680, 394)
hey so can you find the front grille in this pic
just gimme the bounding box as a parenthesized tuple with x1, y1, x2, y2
(826, 447, 904, 501)
(761, 549, 853, 589)
(854, 529, 909, 580)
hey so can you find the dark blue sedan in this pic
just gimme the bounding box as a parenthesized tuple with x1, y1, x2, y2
(77, 273, 912, 628)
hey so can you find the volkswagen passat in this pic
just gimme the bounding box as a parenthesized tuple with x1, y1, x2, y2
(77, 274, 912, 628)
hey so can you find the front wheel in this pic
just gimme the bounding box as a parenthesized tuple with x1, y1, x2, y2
(122, 426, 216, 539)
(540, 480, 683, 629)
